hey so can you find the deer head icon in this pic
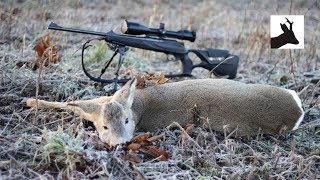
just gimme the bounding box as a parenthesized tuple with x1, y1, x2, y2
(271, 17, 299, 49)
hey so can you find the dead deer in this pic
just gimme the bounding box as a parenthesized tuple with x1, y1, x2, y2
(271, 17, 299, 48)
(24, 79, 304, 146)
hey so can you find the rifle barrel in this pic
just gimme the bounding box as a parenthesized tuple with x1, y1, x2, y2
(48, 22, 108, 36)
(48, 22, 188, 54)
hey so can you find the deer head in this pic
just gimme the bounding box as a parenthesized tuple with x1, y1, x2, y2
(52, 79, 137, 147)
(91, 79, 137, 146)
(271, 17, 299, 48)
(280, 17, 299, 44)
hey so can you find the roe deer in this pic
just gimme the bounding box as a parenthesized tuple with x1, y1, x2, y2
(24, 79, 304, 146)
(271, 17, 299, 48)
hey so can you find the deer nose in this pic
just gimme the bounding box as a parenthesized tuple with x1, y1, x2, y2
(108, 136, 131, 147)
(108, 138, 129, 147)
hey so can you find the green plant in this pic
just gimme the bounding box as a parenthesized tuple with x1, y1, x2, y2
(40, 126, 85, 171)
(88, 41, 108, 63)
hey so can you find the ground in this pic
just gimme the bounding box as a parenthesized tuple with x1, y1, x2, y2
(0, 0, 319, 179)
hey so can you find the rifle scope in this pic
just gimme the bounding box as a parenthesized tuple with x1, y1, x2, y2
(121, 20, 196, 42)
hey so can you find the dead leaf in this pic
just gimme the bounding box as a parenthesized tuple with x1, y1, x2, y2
(125, 143, 141, 151)
(146, 72, 155, 80)
(44, 35, 50, 48)
(139, 145, 169, 161)
(155, 72, 168, 84)
(123, 133, 169, 161)
(135, 71, 169, 89)
(136, 73, 146, 89)
(34, 35, 61, 68)
(147, 133, 164, 142)
(122, 150, 140, 163)
(34, 43, 45, 57)
(157, 77, 169, 84)
(131, 132, 150, 143)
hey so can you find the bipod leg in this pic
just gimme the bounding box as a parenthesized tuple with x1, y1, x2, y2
(113, 46, 129, 91)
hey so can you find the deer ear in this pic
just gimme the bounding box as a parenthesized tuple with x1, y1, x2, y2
(280, 23, 289, 32)
(67, 102, 102, 122)
(112, 78, 137, 108)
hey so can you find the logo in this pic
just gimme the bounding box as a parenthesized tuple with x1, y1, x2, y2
(270, 15, 304, 49)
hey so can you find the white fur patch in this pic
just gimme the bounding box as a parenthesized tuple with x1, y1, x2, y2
(287, 89, 304, 130)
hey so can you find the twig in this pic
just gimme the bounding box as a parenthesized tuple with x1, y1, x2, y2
(34, 57, 48, 127)
(0, 114, 14, 135)
(289, 0, 293, 15)
(266, 58, 280, 83)
(166, 121, 216, 165)
(269, 136, 306, 156)
(207, 56, 234, 78)
(296, 161, 312, 179)
(289, 50, 298, 88)
(27, 168, 46, 179)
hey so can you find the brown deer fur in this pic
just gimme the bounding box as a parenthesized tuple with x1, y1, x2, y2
(24, 79, 304, 146)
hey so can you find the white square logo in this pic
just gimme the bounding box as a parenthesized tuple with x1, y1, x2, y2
(270, 15, 304, 49)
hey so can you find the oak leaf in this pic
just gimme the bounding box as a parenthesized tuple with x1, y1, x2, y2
(146, 72, 155, 80)
(136, 73, 146, 89)
(146, 133, 164, 143)
(125, 143, 141, 151)
(34, 35, 60, 68)
(135, 71, 169, 88)
(156, 71, 169, 84)
(122, 133, 169, 161)
(131, 132, 150, 143)
(139, 145, 169, 161)
(122, 150, 140, 163)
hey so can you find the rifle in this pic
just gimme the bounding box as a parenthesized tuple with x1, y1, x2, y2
(48, 20, 239, 89)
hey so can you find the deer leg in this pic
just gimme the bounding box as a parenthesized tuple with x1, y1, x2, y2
(23, 97, 109, 122)
(72, 96, 112, 104)
(24, 96, 112, 109)
(23, 99, 85, 116)
(24, 99, 68, 109)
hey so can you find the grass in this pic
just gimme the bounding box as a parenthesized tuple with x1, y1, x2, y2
(87, 41, 108, 63)
(1, 0, 320, 179)
(40, 126, 85, 171)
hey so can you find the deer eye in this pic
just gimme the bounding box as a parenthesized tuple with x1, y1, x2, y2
(103, 126, 108, 130)
(125, 118, 129, 124)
